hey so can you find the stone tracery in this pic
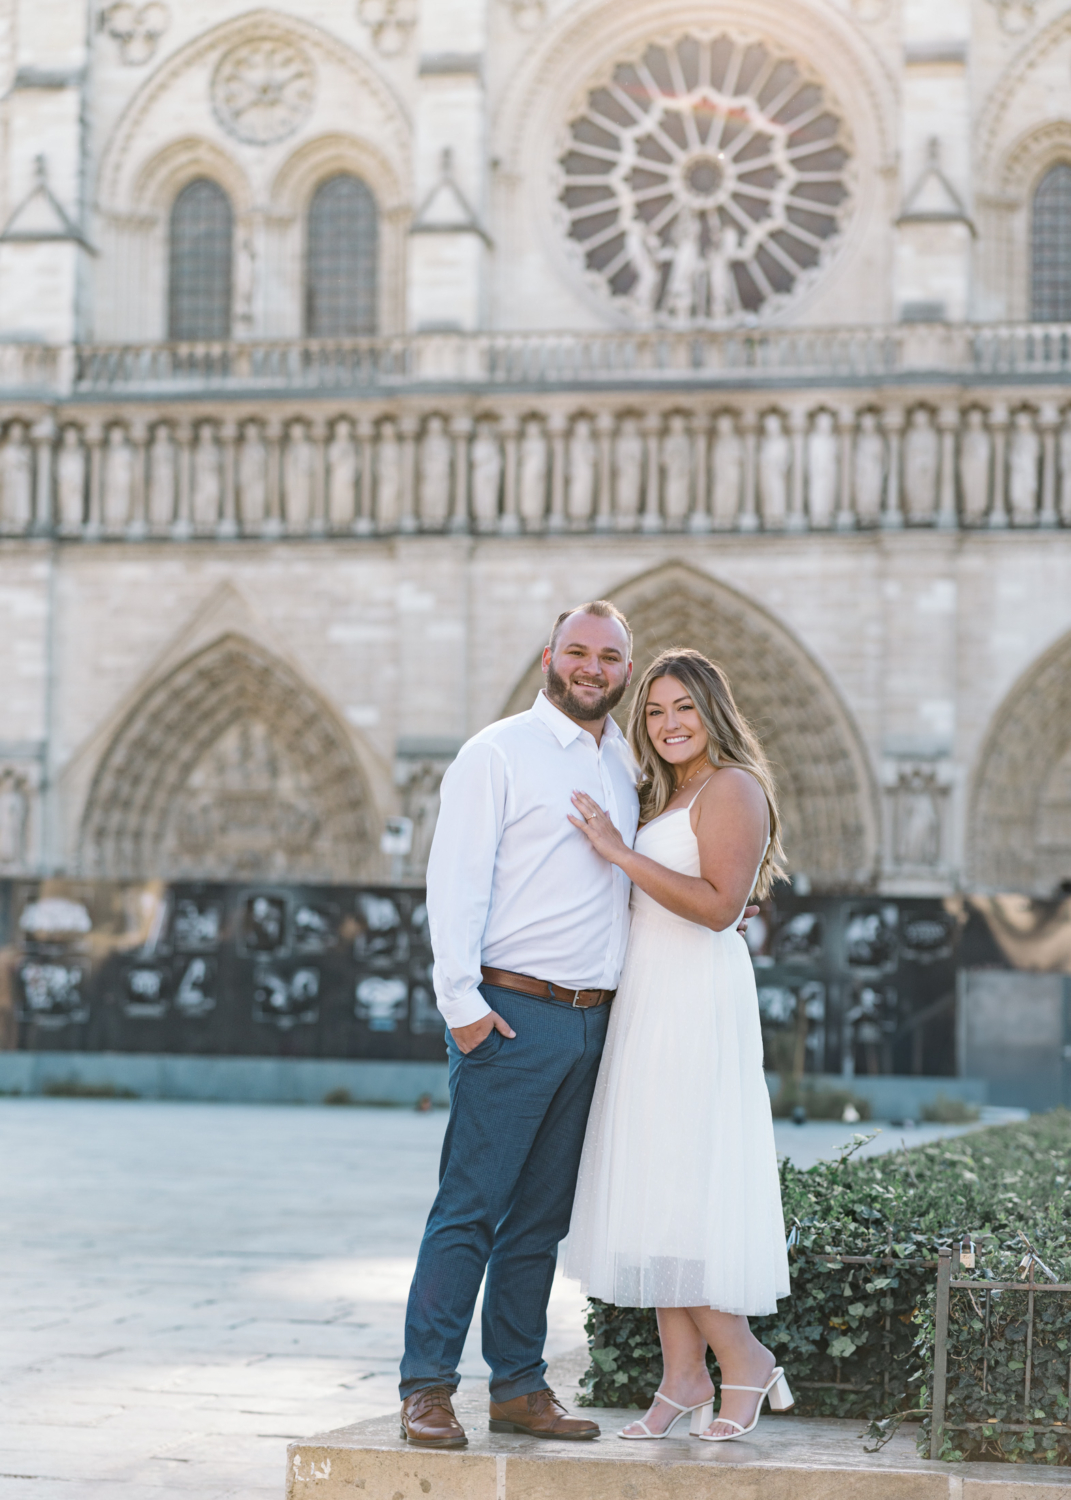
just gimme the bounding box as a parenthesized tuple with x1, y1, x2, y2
(80, 634, 375, 881)
(969, 629, 1071, 893)
(503, 562, 878, 888)
(558, 32, 852, 324)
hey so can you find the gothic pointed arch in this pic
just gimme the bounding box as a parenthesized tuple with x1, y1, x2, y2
(503, 562, 879, 889)
(79, 633, 375, 881)
(968, 629, 1071, 895)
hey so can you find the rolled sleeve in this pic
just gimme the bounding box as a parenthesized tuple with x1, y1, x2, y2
(426, 739, 508, 1029)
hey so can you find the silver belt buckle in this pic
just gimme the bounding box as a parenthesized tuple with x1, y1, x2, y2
(571, 988, 588, 1008)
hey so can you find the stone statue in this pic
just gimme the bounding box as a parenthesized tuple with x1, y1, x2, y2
(624, 218, 661, 320)
(470, 422, 502, 531)
(903, 407, 938, 523)
(567, 417, 596, 525)
(758, 412, 789, 528)
(661, 414, 691, 523)
(707, 224, 741, 323)
(519, 417, 547, 528)
(327, 419, 358, 530)
(102, 425, 133, 532)
(1060, 412, 1071, 527)
(192, 424, 221, 530)
(663, 209, 702, 322)
(147, 424, 176, 532)
(1008, 409, 1039, 526)
(614, 416, 643, 527)
(0, 772, 27, 866)
(377, 419, 401, 531)
(0, 421, 32, 532)
(711, 412, 742, 529)
(238, 422, 267, 532)
(853, 411, 884, 525)
(57, 426, 86, 533)
(896, 769, 940, 867)
(958, 408, 991, 525)
(283, 420, 313, 533)
(807, 410, 837, 528)
(420, 415, 451, 527)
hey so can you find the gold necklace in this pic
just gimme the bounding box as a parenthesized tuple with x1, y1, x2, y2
(677, 759, 712, 793)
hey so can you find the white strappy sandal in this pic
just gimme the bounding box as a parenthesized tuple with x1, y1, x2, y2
(698, 1366, 794, 1442)
(618, 1390, 716, 1440)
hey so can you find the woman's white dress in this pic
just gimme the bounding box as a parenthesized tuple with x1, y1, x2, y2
(564, 802, 790, 1314)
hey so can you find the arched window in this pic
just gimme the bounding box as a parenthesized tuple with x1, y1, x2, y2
(169, 179, 233, 341)
(1031, 163, 1071, 322)
(305, 174, 378, 337)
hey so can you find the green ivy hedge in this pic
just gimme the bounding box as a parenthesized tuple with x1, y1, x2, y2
(579, 1111, 1071, 1465)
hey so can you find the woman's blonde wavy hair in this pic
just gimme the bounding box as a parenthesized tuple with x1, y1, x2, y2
(626, 647, 786, 899)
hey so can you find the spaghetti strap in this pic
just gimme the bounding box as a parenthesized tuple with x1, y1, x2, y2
(684, 774, 716, 812)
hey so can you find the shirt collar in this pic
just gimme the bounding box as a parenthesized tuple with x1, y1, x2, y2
(532, 690, 626, 750)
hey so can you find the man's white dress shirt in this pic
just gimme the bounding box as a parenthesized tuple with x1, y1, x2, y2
(426, 691, 640, 1029)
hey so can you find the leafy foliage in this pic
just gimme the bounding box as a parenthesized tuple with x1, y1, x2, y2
(579, 1111, 1071, 1467)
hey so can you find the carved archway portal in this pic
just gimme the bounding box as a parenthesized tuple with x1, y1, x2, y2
(969, 630, 1071, 895)
(505, 563, 879, 889)
(80, 634, 374, 881)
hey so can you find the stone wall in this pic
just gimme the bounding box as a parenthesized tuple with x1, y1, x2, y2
(3, 523, 1070, 896)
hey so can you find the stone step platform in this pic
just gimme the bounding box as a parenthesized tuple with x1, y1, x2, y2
(287, 1401, 1071, 1500)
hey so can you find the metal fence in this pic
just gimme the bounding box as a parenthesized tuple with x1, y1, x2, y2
(931, 1246, 1071, 1459)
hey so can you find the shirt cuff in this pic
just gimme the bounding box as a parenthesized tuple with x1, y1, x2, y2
(438, 987, 492, 1030)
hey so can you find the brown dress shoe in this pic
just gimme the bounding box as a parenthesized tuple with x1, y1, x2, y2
(489, 1387, 600, 1440)
(400, 1386, 468, 1447)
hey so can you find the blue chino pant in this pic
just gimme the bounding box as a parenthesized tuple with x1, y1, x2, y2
(399, 983, 610, 1402)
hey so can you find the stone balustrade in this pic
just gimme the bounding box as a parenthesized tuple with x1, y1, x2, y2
(1, 386, 1069, 538)
(0, 325, 1068, 403)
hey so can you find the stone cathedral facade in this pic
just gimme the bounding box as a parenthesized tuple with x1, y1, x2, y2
(0, 0, 1070, 900)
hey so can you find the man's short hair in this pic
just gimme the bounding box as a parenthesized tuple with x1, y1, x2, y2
(548, 600, 633, 657)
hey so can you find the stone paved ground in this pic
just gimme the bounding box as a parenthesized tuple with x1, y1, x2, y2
(0, 1098, 988, 1500)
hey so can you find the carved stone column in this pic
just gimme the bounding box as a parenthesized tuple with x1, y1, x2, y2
(787, 406, 807, 531)
(31, 417, 55, 535)
(449, 414, 472, 533)
(126, 416, 149, 539)
(936, 405, 959, 530)
(218, 418, 239, 539)
(357, 415, 375, 535)
(594, 411, 614, 533)
(499, 413, 521, 535)
(399, 414, 419, 533)
(309, 416, 327, 537)
(547, 411, 567, 533)
(738, 410, 760, 532)
(262, 416, 284, 538)
(880, 406, 904, 529)
(640, 412, 662, 533)
(1038, 402, 1059, 528)
(689, 411, 712, 533)
(835, 405, 855, 530)
(987, 403, 1009, 530)
(84, 420, 105, 540)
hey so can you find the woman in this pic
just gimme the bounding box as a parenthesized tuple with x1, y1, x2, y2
(563, 648, 791, 1442)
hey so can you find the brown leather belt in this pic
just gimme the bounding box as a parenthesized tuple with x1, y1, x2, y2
(480, 966, 615, 1009)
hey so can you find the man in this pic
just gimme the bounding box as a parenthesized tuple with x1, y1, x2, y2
(398, 600, 638, 1445)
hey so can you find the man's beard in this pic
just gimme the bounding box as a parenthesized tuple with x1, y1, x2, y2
(545, 663, 629, 722)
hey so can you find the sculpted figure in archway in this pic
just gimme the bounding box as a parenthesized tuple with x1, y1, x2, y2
(969, 627, 1071, 893)
(80, 633, 375, 881)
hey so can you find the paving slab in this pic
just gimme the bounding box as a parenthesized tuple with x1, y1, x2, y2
(287, 1404, 1071, 1500)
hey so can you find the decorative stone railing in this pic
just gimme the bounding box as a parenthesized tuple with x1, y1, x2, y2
(0, 384, 1069, 538)
(0, 325, 1068, 403)
(50, 322, 1071, 395)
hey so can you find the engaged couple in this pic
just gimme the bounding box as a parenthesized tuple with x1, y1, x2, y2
(398, 600, 791, 1446)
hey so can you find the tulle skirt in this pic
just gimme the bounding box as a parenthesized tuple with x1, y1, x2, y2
(563, 904, 790, 1314)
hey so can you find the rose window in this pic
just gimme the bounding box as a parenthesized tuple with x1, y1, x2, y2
(559, 34, 852, 323)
